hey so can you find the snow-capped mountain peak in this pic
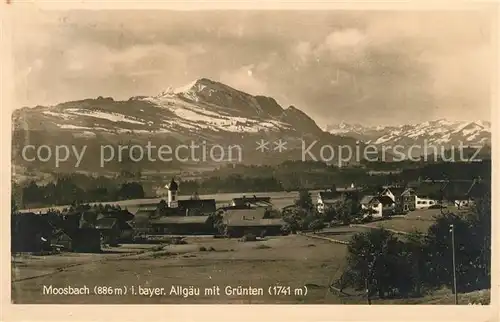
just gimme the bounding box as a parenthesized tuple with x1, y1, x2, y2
(325, 119, 491, 147)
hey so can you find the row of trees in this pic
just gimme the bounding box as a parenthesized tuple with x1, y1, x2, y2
(179, 175, 284, 194)
(17, 178, 145, 208)
(338, 194, 491, 301)
(181, 160, 491, 194)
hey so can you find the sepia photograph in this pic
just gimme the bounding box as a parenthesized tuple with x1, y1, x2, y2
(7, 5, 495, 308)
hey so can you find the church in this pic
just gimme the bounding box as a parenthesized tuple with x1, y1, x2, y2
(161, 178, 217, 216)
(133, 178, 217, 235)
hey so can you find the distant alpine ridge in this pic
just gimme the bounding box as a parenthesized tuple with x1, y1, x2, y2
(11, 78, 491, 175)
(325, 119, 491, 147)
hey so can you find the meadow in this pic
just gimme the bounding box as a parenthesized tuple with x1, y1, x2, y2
(12, 235, 350, 304)
(20, 190, 319, 214)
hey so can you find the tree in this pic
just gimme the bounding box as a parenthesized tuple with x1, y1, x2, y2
(295, 189, 314, 212)
(157, 200, 168, 216)
(402, 230, 428, 296)
(339, 229, 403, 299)
(282, 206, 308, 233)
(467, 193, 491, 288)
(323, 206, 337, 223)
(11, 196, 18, 215)
(308, 219, 325, 233)
(424, 204, 491, 293)
(361, 207, 378, 223)
(208, 210, 226, 235)
(335, 195, 361, 225)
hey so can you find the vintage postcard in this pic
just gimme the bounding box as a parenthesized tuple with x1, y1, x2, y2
(2, 0, 498, 321)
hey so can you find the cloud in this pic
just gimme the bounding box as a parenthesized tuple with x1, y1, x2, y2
(220, 64, 268, 95)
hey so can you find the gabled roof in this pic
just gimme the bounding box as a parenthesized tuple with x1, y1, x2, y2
(227, 218, 285, 227)
(136, 203, 159, 212)
(223, 208, 268, 226)
(166, 178, 178, 191)
(376, 195, 395, 206)
(149, 216, 210, 225)
(382, 187, 405, 197)
(98, 209, 135, 222)
(95, 217, 118, 230)
(360, 195, 376, 205)
(337, 187, 362, 192)
(133, 210, 157, 222)
(223, 207, 283, 227)
(178, 199, 216, 214)
(233, 196, 271, 203)
(414, 182, 445, 199)
(318, 191, 341, 202)
(232, 196, 272, 208)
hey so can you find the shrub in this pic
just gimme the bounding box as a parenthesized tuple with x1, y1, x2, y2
(199, 246, 207, 251)
(255, 244, 271, 249)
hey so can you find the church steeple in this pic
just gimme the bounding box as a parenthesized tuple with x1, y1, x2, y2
(166, 177, 178, 208)
(167, 177, 178, 191)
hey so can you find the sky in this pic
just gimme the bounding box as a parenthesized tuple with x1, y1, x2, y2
(11, 9, 495, 127)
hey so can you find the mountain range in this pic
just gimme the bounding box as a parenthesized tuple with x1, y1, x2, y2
(11, 78, 491, 177)
(325, 120, 491, 148)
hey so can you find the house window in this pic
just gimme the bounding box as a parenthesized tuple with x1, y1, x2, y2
(429, 201, 435, 205)
(417, 201, 422, 204)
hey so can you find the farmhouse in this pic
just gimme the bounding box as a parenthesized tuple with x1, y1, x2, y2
(360, 195, 395, 218)
(95, 218, 121, 245)
(378, 186, 405, 211)
(222, 208, 284, 238)
(50, 229, 73, 251)
(178, 199, 217, 216)
(316, 183, 361, 214)
(149, 216, 212, 235)
(400, 182, 443, 211)
(231, 196, 272, 209)
(317, 191, 341, 214)
(62, 228, 102, 253)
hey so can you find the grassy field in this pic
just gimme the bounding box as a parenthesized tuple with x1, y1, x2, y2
(361, 208, 456, 234)
(12, 228, 489, 304)
(12, 235, 350, 304)
(20, 190, 318, 214)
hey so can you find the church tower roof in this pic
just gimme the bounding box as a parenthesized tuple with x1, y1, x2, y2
(166, 178, 178, 191)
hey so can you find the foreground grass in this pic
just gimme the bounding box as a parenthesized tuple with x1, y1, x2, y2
(12, 235, 348, 304)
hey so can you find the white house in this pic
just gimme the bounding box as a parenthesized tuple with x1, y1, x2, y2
(360, 195, 395, 218)
(317, 191, 341, 214)
(415, 196, 439, 209)
(413, 182, 443, 209)
(316, 183, 359, 214)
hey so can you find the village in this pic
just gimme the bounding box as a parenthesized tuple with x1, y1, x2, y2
(10, 173, 491, 304)
(12, 176, 487, 254)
